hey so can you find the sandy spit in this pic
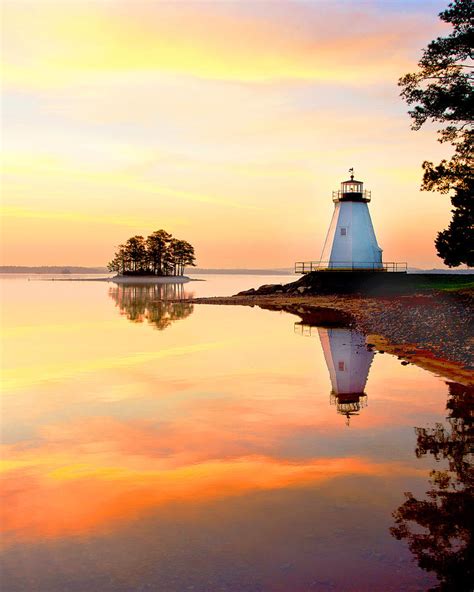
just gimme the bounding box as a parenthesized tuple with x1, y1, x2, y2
(110, 275, 192, 284)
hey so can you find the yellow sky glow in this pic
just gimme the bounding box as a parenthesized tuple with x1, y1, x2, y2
(1, 0, 453, 267)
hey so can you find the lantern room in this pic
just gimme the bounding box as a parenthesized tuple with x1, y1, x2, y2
(342, 177, 363, 195)
(333, 173, 371, 203)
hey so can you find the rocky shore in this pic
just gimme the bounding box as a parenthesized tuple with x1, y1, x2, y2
(176, 273, 474, 385)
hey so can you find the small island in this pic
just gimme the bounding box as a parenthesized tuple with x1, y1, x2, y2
(108, 230, 196, 283)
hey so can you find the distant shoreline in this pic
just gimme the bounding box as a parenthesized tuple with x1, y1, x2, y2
(0, 266, 294, 275)
(32, 275, 198, 284)
(1, 266, 472, 276)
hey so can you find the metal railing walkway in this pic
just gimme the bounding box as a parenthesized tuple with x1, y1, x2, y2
(295, 261, 407, 274)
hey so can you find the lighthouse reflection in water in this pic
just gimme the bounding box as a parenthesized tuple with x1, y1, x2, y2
(296, 323, 375, 425)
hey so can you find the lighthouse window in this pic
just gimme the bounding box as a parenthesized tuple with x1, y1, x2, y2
(340, 227, 347, 236)
(338, 361, 345, 371)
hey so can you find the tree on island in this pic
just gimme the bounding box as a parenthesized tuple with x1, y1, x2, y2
(399, 0, 473, 267)
(146, 230, 172, 276)
(107, 230, 196, 276)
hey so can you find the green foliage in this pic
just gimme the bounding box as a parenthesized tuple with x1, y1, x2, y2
(108, 230, 196, 276)
(146, 230, 172, 275)
(410, 273, 474, 291)
(399, 0, 473, 267)
(435, 179, 474, 266)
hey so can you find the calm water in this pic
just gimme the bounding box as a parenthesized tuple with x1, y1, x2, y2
(0, 275, 471, 591)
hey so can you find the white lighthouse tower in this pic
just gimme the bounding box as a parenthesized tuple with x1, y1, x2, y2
(319, 170, 383, 270)
(318, 327, 375, 424)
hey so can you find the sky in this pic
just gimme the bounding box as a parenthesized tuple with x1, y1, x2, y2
(1, 0, 454, 268)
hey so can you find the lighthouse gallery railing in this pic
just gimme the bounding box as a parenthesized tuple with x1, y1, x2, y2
(332, 189, 372, 202)
(295, 261, 408, 274)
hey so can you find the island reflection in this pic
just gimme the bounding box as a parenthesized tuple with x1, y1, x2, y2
(109, 283, 194, 330)
(295, 321, 374, 424)
(391, 381, 474, 592)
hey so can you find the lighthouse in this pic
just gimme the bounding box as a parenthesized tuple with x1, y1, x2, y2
(319, 170, 383, 270)
(318, 327, 374, 424)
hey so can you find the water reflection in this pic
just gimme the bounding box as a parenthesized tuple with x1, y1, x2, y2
(391, 382, 474, 591)
(295, 323, 374, 425)
(2, 276, 470, 591)
(108, 283, 194, 330)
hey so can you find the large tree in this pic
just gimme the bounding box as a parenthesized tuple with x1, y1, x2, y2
(146, 230, 172, 275)
(168, 239, 196, 276)
(399, 0, 473, 267)
(123, 235, 147, 273)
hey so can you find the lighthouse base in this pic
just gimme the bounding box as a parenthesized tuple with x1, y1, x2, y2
(295, 261, 407, 274)
(287, 270, 419, 296)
